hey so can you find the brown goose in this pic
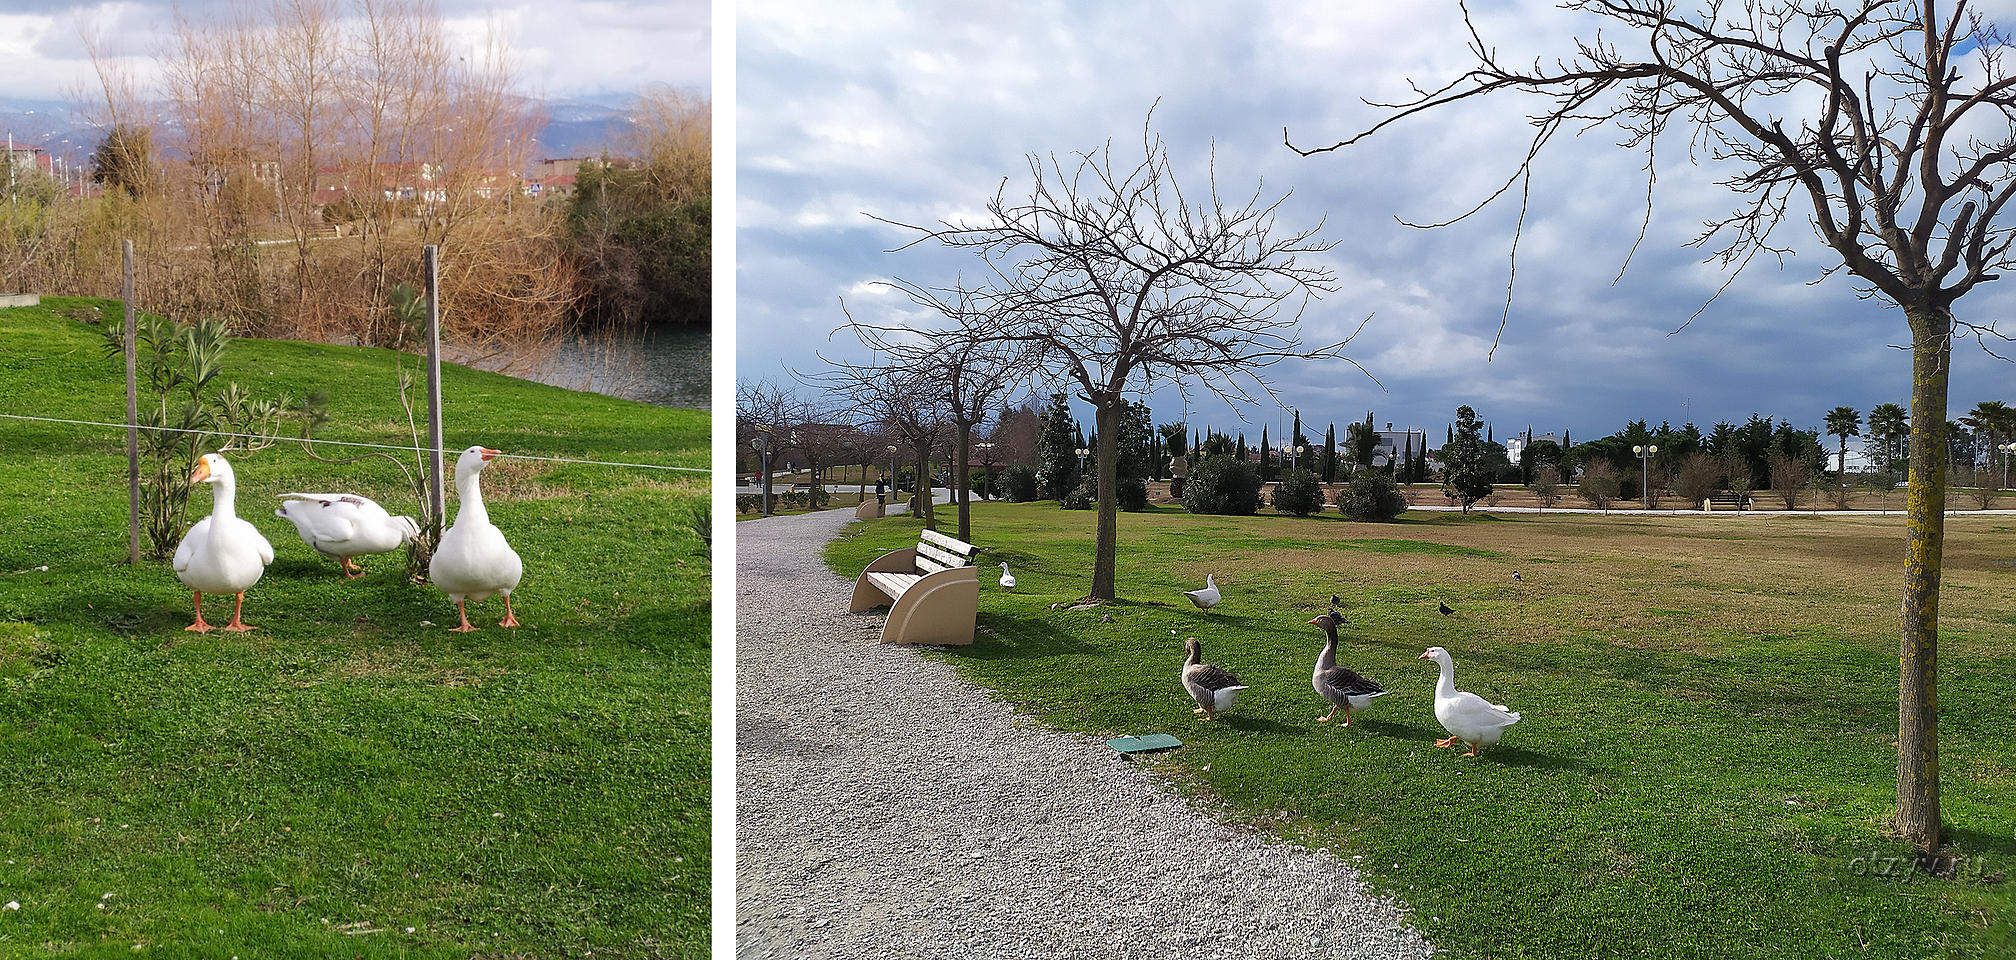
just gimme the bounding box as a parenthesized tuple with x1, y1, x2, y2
(1181, 636, 1248, 720)
(1309, 611, 1386, 725)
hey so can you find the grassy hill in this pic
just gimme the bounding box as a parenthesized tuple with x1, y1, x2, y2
(0, 298, 710, 958)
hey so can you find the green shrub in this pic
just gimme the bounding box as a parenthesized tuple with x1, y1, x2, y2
(1182, 455, 1262, 515)
(736, 494, 760, 514)
(1336, 469, 1407, 521)
(1061, 479, 1094, 510)
(1270, 467, 1326, 516)
(1002, 465, 1039, 502)
(1117, 476, 1149, 512)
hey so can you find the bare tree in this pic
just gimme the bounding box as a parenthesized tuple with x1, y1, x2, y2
(1291, 0, 2016, 852)
(886, 113, 1364, 598)
(1529, 464, 1562, 510)
(1674, 452, 1721, 509)
(839, 287, 1028, 542)
(1578, 461, 1619, 511)
(812, 358, 947, 528)
(1770, 452, 1813, 510)
(736, 378, 804, 516)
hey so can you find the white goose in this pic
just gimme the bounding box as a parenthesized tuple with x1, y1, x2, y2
(1183, 574, 1221, 613)
(1419, 646, 1521, 757)
(174, 453, 275, 633)
(998, 562, 1016, 590)
(274, 493, 420, 578)
(429, 446, 524, 632)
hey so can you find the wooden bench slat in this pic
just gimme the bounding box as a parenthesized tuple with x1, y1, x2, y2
(915, 555, 952, 574)
(919, 528, 976, 555)
(866, 572, 922, 597)
(916, 542, 967, 570)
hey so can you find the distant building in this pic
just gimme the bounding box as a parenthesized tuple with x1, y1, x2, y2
(1504, 432, 1567, 466)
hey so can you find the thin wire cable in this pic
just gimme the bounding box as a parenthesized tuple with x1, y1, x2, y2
(0, 413, 709, 473)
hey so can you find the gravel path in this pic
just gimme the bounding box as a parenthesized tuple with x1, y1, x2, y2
(735, 508, 1433, 960)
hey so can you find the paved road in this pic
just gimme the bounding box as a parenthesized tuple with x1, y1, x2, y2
(735, 508, 1432, 960)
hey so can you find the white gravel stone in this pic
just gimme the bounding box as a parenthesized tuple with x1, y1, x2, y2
(736, 505, 1433, 959)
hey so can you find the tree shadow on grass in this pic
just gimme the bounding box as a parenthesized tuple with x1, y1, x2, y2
(960, 614, 1101, 660)
(1470, 744, 1589, 773)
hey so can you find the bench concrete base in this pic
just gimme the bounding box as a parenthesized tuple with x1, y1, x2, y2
(848, 546, 979, 645)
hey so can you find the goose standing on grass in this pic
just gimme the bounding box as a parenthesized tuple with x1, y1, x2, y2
(430, 446, 523, 632)
(1309, 612, 1386, 725)
(274, 493, 420, 578)
(1180, 637, 1248, 720)
(174, 453, 274, 633)
(1419, 646, 1521, 757)
(1184, 574, 1222, 613)
(998, 562, 1016, 590)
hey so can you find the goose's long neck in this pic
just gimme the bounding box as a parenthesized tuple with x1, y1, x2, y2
(210, 473, 237, 521)
(1434, 656, 1457, 699)
(1316, 628, 1338, 672)
(456, 467, 489, 526)
(1184, 643, 1199, 667)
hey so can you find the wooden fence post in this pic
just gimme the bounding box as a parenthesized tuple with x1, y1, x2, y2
(424, 245, 446, 523)
(123, 239, 139, 565)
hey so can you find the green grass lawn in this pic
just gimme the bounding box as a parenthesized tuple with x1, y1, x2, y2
(0, 298, 710, 958)
(826, 502, 2016, 959)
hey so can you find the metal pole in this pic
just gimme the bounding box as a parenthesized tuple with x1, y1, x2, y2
(423, 245, 446, 523)
(122, 239, 139, 565)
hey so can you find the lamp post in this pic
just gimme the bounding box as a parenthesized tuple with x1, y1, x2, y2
(1290, 443, 1306, 473)
(1633, 444, 1658, 510)
(887, 444, 898, 502)
(2000, 441, 2015, 490)
(975, 442, 994, 500)
(751, 430, 773, 516)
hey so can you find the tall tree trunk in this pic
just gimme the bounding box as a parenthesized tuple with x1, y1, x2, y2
(1090, 398, 1120, 599)
(954, 419, 973, 542)
(914, 444, 937, 530)
(1898, 308, 1950, 853)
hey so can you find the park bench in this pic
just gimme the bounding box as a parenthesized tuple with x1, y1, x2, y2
(854, 499, 884, 519)
(1706, 493, 1754, 511)
(848, 528, 979, 645)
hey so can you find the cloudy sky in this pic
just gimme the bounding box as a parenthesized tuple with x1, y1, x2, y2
(0, 0, 709, 103)
(738, 1, 2016, 458)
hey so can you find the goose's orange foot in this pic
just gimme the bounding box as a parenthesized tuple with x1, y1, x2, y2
(187, 592, 213, 632)
(499, 596, 519, 628)
(341, 558, 366, 579)
(450, 601, 478, 632)
(1435, 736, 1460, 748)
(1461, 743, 1484, 757)
(220, 593, 254, 631)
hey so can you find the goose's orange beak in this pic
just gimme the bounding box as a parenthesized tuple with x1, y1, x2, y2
(189, 459, 212, 483)
(480, 448, 501, 461)
(1307, 616, 1324, 626)
(1418, 651, 1433, 659)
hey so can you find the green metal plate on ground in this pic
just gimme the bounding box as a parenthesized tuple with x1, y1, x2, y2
(1106, 734, 1182, 755)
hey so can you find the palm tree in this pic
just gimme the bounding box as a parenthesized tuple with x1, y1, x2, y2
(1964, 400, 2012, 486)
(1867, 403, 1909, 484)
(1824, 406, 1861, 478)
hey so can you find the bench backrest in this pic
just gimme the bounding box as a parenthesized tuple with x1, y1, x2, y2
(914, 528, 977, 573)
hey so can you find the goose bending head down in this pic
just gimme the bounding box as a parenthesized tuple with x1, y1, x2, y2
(1419, 646, 1521, 757)
(174, 453, 275, 633)
(1181, 637, 1247, 720)
(274, 493, 420, 578)
(429, 446, 524, 632)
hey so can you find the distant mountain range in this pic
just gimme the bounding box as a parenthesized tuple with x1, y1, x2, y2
(0, 95, 639, 164)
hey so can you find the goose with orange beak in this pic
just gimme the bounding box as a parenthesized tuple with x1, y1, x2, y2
(429, 445, 524, 631)
(173, 452, 275, 632)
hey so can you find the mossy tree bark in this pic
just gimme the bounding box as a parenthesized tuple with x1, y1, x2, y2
(1899, 310, 1951, 850)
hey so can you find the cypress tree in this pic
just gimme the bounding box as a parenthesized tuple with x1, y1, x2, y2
(1261, 425, 1272, 481)
(1323, 423, 1337, 483)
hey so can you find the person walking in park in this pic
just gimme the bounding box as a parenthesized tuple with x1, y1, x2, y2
(874, 477, 887, 507)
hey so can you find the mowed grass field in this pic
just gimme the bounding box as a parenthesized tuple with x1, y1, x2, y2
(826, 502, 2016, 959)
(0, 299, 710, 958)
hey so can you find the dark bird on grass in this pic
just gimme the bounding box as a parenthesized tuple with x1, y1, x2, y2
(1330, 593, 1342, 607)
(1438, 602, 1455, 617)
(1512, 571, 1522, 582)
(1308, 612, 1386, 726)
(1181, 637, 1248, 720)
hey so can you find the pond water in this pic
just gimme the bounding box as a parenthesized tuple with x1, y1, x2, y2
(500, 324, 712, 410)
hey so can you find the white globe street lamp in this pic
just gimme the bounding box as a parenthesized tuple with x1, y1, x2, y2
(1632, 444, 1659, 510)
